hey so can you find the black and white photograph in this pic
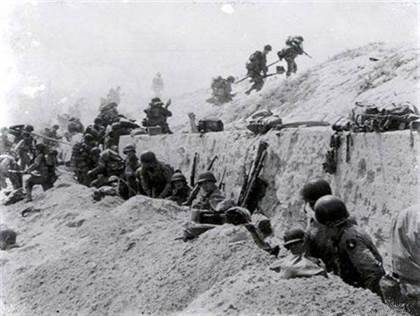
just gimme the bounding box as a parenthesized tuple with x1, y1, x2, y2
(0, 1, 419, 315)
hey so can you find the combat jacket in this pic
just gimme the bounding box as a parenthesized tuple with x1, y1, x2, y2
(137, 162, 173, 198)
(247, 51, 268, 75)
(90, 149, 124, 177)
(26, 153, 49, 178)
(333, 224, 385, 296)
(277, 45, 303, 61)
(193, 187, 225, 211)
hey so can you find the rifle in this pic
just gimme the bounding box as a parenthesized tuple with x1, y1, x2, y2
(165, 99, 172, 109)
(183, 154, 218, 206)
(235, 59, 281, 84)
(218, 167, 227, 191)
(303, 50, 312, 58)
(31, 131, 72, 146)
(237, 141, 268, 206)
(190, 152, 199, 187)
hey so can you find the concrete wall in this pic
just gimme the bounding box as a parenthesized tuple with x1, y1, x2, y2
(121, 128, 419, 260)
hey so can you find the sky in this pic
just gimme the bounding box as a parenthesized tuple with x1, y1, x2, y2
(0, 0, 418, 126)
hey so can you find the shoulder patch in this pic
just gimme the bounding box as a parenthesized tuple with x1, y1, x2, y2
(346, 239, 357, 250)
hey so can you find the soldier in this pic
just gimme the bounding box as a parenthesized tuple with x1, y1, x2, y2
(0, 127, 12, 154)
(192, 171, 225, 211)
(152, 73, 164, 98)
(45, 149, 58, 189)
(277, 36, 304, 77)
(142, 98, 172, 134)
(24, 143, 51, 202)
(380, 205, 420, 315)
(85, 118, 106, 145)
(88, 145, 125, 187)
(97, 102, 120, 128)
(71, 133, 96, 186)
(314, 195, 385, 297)
(209, 76, 235, 104)
(269, 228, 327, 278)
(12, 125, 35, 169)
(300, 179, 336, 272)
(167, 171, 191, 205)
(245, 44, 272, 95)
(119, 144, 141, 199)
(136, 151, 173, 198)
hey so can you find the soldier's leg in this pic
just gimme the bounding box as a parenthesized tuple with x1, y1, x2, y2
(25, 175, 44, 201)
(286, 60, 293, 77)
(292, 60, 297, 74)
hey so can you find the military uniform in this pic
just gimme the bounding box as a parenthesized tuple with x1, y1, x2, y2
(97, 103, 120, 128)
(88, 148, 125, 187)
(278, 37, 304, 77)
(246, 50, 268, 94)
(119, 147, 141, 199)
(142, 98, 172, 134)
(13, 133, 35, 170)
(0, 129, 12, 154)
(332, 223, 385, 296)
(137, 161, 173, 198)
(167, 173, 191, 205)
(71, 137, 96, 186)
(85, 122, 105, 145)
(192, 186, 225, 211)
(25, 149, 50, 201)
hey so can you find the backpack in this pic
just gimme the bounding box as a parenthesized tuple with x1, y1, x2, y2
(198, 119, 224, 133)
(286, 36, 304, 47)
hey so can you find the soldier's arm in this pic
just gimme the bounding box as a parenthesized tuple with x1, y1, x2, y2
(157, 166, 173, 198)
(139, 169, 152, 197)
(26, 155, 42, 173)
(344, 238, 385, 295)
(209, 191, 226, 211)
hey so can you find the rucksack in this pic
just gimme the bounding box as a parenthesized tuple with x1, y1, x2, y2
(197, 119, 224, 133)
(286, 36, 304, 47)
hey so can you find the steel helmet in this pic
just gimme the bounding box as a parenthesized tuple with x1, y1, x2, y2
(171, 172, 186, 183)
(140, 151, 157, 163)
(197, 171, 216, 184)
(314, 195, 349, 226)
(264, 44, 272, 51)
(123, 144, 136, 154)
(35, 143, 47, 152)
(301, 179, 332, 207)
(283, 228, 305, 247)
(83, 133, 94, 142)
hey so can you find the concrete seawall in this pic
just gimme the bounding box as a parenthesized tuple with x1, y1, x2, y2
(121, 127, 419, 260)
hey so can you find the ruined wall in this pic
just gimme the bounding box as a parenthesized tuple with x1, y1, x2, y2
(121, 128, 419, 260)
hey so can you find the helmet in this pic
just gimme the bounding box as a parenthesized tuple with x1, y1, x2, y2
(90, 147, 101, 155)
(264, 44, 272, 51)
(140, 151, 157, 163)
(197, 171, 216, 184)
(35, 143, 47, 152)
(300, 179, 332, 206)
(123, 144, 136, 154)
(94, 118, 104, 125)
(83, 133, 94, 142)
(283, 228, 305, 247)
(314, 195, 349, 226)
(227, 76, 235, 83)
(24, 125, 34, 132)
(171, 172, 186, 183)
(149, 97, 164, 107)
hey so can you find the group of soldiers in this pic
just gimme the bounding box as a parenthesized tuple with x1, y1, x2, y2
(245, 36, 306, 95)
(0, 124, 59, 202)
(207, 36, 307, 104)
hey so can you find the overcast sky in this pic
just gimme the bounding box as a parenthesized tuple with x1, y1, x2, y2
(0, 0, 418, 126)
